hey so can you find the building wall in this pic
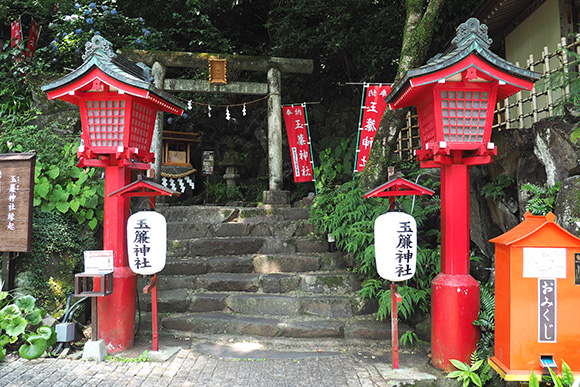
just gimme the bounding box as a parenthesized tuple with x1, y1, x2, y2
(504, 0, 562, 127)
(505, 0, 562, 66)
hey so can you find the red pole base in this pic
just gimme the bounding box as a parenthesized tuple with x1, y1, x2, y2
(431, 273, 480, 371)
(98, 266, 137, 354)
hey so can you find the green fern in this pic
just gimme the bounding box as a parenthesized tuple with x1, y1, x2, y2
(400, 330, 418, 347)
(521, 183, 560, 215)
(473, 282, 495, 359)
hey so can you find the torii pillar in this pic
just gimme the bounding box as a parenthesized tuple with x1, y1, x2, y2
(118, 49, 314, 206)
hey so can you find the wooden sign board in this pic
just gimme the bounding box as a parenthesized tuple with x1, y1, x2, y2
(209, 58, 227, 85)
(0, 153, 35, 252)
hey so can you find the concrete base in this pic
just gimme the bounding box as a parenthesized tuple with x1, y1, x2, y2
(262, 190, 290, 206)
(82, 339, 107, 361)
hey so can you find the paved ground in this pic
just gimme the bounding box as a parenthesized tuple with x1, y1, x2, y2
(0, 336, 448, 387)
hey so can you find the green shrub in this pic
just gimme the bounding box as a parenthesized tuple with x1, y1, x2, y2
(309, 154, 442, 321)
(16, 209, 99, 312)
(0, 117, 102, 314)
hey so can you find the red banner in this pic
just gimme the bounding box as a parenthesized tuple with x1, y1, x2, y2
(283, 105, 314, 183)
(25, 19, 41, 60)
(354, 85, 392, 173)
(11, 20, 23, 47)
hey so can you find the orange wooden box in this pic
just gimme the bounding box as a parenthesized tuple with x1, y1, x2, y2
(489, 212, 580, 381)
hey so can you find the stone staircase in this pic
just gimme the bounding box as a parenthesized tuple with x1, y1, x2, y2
(137, 205, 390, 345)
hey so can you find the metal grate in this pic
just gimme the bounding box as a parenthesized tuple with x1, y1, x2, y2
(441, 90, 488, 143)
(417, 92, 435, 146)
(129, 101, 155, 151)
(86, 100, 125, 148)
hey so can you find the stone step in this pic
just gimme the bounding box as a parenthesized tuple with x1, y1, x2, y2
(160, 253, 348, 277)
(167, 219, 314, 240)
(139, 289, 374, 317)
(138, 312, 397, 340)
(168, 236, 327, 257)
(157, 205, 310, 224)
(146, 269, 358, 293)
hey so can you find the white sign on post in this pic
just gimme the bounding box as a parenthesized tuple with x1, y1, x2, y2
(127, 211, 167, 275)
(374, 212, 417, 282)
(83, 250, 114, 274)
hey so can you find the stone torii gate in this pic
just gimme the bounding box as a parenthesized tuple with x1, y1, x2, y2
(120, 49, 314, 205)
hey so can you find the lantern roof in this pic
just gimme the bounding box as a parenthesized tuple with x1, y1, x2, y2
(109, 175, 180, 198)
(385, 18, 541, 110)
(363, 177, 435, 198)
(41, 35, 185, 115)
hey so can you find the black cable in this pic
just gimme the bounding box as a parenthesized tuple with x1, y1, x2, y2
(53, 295, 90, 356)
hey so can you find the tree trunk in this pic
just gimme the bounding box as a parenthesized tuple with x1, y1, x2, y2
(359, 0, 446, 191)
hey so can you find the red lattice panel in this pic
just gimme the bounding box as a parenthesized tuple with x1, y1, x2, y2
(85, 99, 125, 148)
(129, 101, 155, 151)
(441, 90, 489, 143)
(417, 92, 435, 147)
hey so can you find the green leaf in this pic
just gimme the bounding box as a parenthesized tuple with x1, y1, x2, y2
(0, 347, 5, 362)
(447, 371, 463, 379)
(34, 162, 44, 179)
(56, 201, 70, 213)
(37, 326, 57, 347)
(70, 200, 80, 212)
(15, 295, 36, 313)
(0, 334, 10, 347)
(88, 218, 98, 230)
(41, 202, 55, 212)
(48, 166, 60, 179)
(77, 172, 88, 184)
(561, 361, 575, 386)
(450, 359, 470, 372)
(19, 335, 48, 360)
(470, 359, 484, 371)
(51, 187, 70, 202)
(0, 304, 21, 319)
(469, 372, 482, 387)
(4, 315, 27, 337)
(35, 181, 51, 199)
(85, 195, 99, 208)
(549, 368, 564, 387)
(25, 310, 43, 326)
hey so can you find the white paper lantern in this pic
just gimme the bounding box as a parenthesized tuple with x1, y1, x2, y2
(374, 212, 417, 282)
(127, 211, 167, 275)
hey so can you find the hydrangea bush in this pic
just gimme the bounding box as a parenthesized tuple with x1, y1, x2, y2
(47, 0, 155, 68)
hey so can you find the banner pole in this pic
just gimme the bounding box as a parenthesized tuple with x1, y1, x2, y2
(302, 103, 317, 195)
(353, 83, 368, 176)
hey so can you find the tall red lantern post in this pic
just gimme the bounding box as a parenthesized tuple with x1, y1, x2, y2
(42, 36, 185, 353)
(384, 19, 540, 370)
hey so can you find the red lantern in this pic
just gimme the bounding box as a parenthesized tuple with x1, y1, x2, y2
(43, 35, 184, 168)
(388, 18, 538, 164)
(42, 35, 185, 354)
(385, 18, 540, 371)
